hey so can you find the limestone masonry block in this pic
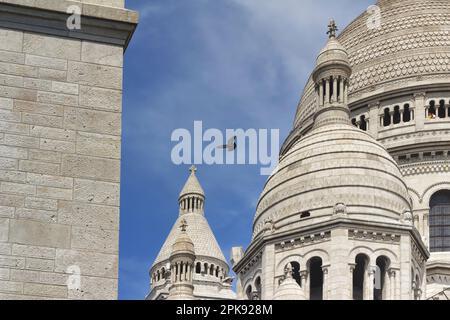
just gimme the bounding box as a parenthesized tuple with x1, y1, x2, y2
(9, 219, 71, 248)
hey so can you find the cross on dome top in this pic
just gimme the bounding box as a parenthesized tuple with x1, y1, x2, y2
(180, 218, 188, 232)
(189, 165, 197, 175)
(327, 19, 338, 38)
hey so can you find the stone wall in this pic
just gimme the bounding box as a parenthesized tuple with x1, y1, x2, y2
(0, 1, 137, 299)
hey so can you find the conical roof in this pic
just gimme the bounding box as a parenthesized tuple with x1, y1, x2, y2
(153, 213, 227, 267)
(152, 167, 227, 269)
(179, 166, 205, 198)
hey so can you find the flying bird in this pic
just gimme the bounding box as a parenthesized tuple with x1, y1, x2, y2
(218, 136, 237, 151)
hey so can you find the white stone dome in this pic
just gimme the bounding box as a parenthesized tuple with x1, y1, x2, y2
(273, 278, 305, 301)
(253, 123, 411, 239)
(315, 37, 350, 71)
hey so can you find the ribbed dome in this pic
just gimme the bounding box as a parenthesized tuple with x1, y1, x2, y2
(253, 124, 411, 239)
(294, 0, 450, 129)
(171, 223, 195, 256)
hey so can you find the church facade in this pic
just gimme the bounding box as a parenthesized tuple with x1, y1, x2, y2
(149, 0, 450, 300)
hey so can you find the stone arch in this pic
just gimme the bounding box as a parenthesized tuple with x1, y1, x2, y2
(348, 246, 375, 264)
(303, 249, 330, 267)
(373, 248, 398, 267)
(275, 255, 302, 277)
(407, 187, 421, 206)
(422, 183, 450, 207)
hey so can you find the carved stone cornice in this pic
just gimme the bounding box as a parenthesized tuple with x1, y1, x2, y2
(0, 1, 138, 49)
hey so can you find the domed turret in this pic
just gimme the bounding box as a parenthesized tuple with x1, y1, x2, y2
(167, 219, 196, 300)
(312, 19, 352, 128)
(179, 166, 205, 215)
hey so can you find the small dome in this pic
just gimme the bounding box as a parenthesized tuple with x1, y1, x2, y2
(179, 166, 205, 198)
(253, 124, 411, 239)
(315, 37, 350, 71)
(171, 219, 195, 256)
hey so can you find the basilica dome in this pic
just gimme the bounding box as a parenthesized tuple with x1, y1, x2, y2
(252, 123, 412, 238)
(292, 0, 450, 133)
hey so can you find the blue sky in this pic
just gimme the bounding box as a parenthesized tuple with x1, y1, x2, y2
(119, 0, 374, 299)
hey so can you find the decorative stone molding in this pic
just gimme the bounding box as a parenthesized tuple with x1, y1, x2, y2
(348, 229, 400, 243)
(275, 231, 331, 253)
(333, 203, 348, 216)
(400, 160, 450, 176)
(0, 1, 138, 49)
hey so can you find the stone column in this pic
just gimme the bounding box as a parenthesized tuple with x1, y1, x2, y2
(423, 212, 430, 249)
(339, 78, 344, 103)
(385, 270, 391, 300)
(366, 267, 375, 300)
(319, 82, 324, 107)
(261, 245, 275, 300)
(301, 270, 309, 299)
(324, 79, 330, 106)
(414, 92, 426, 130)
(344, 80, 348, 105)
(332, 77, 338, 103)
(349, 264, 356, 300)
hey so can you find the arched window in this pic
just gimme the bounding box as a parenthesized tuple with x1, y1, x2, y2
(438, 100, 446, 118)
(383, 108, 391, 127)
(210, 264, 215, 276)
(353, 254, 369, 300)
(161, 268, 166, 280)
(195, 262, 201, 274)
(254, 277, 262, 300)
(430, 190, 450, 252)
(215, 266, 219, 277)
(374, 256, 389, 300)
(246, 285, 253, 300)
(309, 257, 323, 300)
(403, 104, 411, 122)
(203, 263, 208, 274)
(428, 100, 436, 119)
(289, 262, 302, 286)
(351, 118, 358, 127)
(393, 106, 401, 124)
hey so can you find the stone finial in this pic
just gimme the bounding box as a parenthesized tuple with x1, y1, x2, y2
(327, 19, 338, 38)
(264, 218, 275, 233)
(189, 165, 197, 175)
(403, 210, 413, 224)
(284, 263, 293, 280)
(334, 203, 347, 215)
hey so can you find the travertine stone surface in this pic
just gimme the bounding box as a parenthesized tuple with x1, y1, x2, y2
(0, 0, 137, 300)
